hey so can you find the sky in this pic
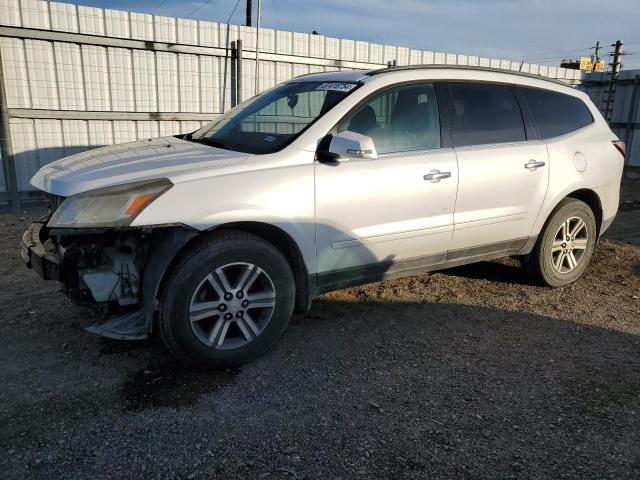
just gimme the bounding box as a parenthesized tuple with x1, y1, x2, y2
(75, 0, 640, 68)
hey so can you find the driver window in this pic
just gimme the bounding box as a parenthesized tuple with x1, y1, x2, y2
(337, 83, 441, 155)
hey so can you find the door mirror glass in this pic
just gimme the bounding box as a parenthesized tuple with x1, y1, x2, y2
(322, 131, 378, 161)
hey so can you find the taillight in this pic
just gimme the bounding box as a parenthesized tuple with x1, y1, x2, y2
(612, 140, 626, 158)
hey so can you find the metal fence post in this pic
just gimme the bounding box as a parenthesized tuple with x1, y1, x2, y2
(236, 39, 243, 106)
(623, 74, 639, 175)
(0, 45, 20, 213)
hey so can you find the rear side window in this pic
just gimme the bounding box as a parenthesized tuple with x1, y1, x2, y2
(447, 82, 526, 147)
(518, 86, 593, 139)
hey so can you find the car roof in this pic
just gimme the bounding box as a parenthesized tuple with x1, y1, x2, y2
(291, 64, 575, 90)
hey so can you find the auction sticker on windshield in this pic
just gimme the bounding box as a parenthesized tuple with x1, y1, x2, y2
(314, 82, 358, 92)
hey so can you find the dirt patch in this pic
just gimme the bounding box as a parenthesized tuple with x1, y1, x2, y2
(0, 183, 639, 479)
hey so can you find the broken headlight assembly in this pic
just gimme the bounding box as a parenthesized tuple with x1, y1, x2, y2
(48, 178, 173, 229)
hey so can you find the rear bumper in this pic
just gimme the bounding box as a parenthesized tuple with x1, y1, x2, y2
(594, 179, 621, 237)
(21, 222, 61, 281)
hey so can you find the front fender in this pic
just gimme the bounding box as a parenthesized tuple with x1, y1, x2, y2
(133, 163, 316, 274)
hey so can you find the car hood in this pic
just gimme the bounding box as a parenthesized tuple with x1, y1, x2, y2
(30, 136, 252, 197)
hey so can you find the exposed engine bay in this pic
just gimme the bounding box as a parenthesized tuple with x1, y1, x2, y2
(23, 217, 197, 340)
(58, 231, 144, 312)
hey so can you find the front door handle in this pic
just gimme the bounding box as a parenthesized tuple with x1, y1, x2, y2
(423, 170, 452, 183)
(524, 160, 546, 170)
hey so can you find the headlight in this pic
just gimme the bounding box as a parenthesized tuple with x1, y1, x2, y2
(48, 179, 172, 228)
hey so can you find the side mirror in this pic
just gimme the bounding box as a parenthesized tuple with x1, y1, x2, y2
(318, 131, 378, 162)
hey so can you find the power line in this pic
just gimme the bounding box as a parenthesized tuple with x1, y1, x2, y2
(151, 0, 170, 13)
(517, 46, 592, 60)
(519, 50, 592, 63)
(186, 0, 216, 19)
(521, 55, 585, 63)
(226, 0, 242, 23)
(499, 42, 640, 65)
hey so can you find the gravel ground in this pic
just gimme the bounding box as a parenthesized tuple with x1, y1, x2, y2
(1, 181, 639, 480)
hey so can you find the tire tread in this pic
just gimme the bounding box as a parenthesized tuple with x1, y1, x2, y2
(523, 198, 596, 287)
(157, 229, 294, 368)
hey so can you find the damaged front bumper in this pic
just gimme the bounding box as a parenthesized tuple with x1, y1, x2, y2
(21, 221, 61, 281)
(22, 220, 197, 340)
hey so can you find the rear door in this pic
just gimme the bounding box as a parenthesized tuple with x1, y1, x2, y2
(444, 81, 549, 254)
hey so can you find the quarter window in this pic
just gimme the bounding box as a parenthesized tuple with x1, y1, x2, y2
(518, 86, 594, 139)
(337, 83, 441, 155)
(447, 82, 526, 147)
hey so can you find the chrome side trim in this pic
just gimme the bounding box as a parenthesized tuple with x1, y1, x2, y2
(331, 224, 453, 249)
(454, 212, 527, 230)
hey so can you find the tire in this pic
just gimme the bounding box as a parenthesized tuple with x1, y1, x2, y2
(158, 230, 295, 369)
(524, 198, 597, 287)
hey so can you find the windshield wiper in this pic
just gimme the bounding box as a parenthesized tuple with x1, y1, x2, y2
(185, 136, 236, 151)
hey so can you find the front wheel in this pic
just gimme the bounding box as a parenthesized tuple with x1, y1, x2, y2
(158, 231, 295, 369)
(524, 198, 597, 287)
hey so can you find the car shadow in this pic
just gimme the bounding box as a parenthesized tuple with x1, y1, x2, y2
(437, 257, 537, 285)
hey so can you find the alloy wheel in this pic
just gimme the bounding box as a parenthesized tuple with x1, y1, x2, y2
(189, 262, 276, 349)
(550, 216, 589, 273)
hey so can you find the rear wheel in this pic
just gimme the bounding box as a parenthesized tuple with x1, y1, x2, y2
(158, 231, 295, 369)
(524, 198, 597, 287)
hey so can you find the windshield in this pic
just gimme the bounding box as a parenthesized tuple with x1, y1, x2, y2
(190, 81, 360, 154)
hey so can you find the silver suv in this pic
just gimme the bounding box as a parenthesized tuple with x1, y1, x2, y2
(22, 66, 624, 368)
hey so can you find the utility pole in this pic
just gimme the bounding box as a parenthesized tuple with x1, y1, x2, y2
(591, 41, 600, 72)
(245, 0, 252, 26)
(604, 40, 624, 122)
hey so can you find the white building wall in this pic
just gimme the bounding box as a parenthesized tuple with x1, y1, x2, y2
(0, 0, 583, 193)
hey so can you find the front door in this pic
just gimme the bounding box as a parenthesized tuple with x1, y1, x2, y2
(314, 82, 458, 288)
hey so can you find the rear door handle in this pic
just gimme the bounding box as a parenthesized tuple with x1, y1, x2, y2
(524, 160, 546, 170)
(423, 170, 452, 183)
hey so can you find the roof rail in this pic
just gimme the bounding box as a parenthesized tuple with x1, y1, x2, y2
(292, 69, 343, 79)
(365, 64, 574, 87)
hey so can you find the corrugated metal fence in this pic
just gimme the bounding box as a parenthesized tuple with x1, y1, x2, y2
(0, 0, 583, 208)
(581, 69, 640, 169)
